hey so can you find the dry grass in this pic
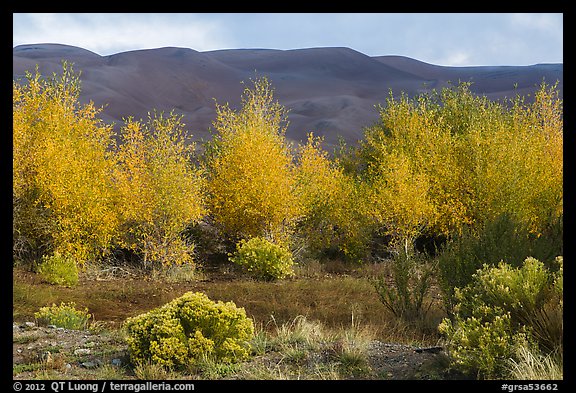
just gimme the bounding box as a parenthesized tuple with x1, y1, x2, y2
(233, 314, 376, 380)
(507, 344, 563, 380)
(14, 263, 444, 348)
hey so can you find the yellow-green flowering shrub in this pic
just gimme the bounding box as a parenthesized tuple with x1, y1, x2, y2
(439, 307, 527, 379)
(439, 256, 563, 379)
(35, 302, 92, 330)
(437, 213, 563, 316)
(37, 251, 79, 287)
(229, 237, 294, 281)
(124, 292, 254, 369)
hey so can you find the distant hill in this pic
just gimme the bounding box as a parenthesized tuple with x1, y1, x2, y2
(13, 44, 563, 149)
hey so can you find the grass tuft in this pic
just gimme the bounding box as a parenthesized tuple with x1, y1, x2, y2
(508, 344, 563, 380)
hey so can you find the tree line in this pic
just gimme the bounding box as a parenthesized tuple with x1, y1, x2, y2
(13, 63, 563, 279)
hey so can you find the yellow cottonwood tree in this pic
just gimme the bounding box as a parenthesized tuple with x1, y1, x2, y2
(473, 82, 563, 235)
(296, 133, 373, 261)
(365, 152, 434, 249)
(205, 78, 300, 243)
(357, 81, 563, 244)
(114, 112, 206, 267)
(13, 63, 119, 265)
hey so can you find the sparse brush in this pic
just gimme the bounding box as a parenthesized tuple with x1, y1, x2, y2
(250, 327, 271, 356)
(150, 262, 203, 283)
(192, 354, 241, 379)
(327, 313, 374, 378)
(271, 315, 328, 351)
(133, 361, 176, 380)
(95, 364, 127, 380)
(312, 363, 342, 380)
(372, 248, 435, 323)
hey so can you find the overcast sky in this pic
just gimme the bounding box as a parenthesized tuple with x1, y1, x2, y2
(13, 13, 563, 66)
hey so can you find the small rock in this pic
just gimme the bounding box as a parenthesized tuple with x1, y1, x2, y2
(65, 364, 72, 372)
(111, 358, 122, 367)
(47, 325, 57, 329)
(415, 346, 443, 354)
(74, 348, 91, 356)
(17, 349, 22, 353)
(24, 322, 35, 328)
(81, 360, 102, 369)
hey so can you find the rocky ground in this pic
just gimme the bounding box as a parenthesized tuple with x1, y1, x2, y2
(13, 321, 457, 380)
(13, 322, 129, 379)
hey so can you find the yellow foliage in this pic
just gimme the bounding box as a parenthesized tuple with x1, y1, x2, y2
(296, 134, 373, 261)
(125, 291, 254, 368)
(13, 63, 119, 264)
(366, 152, 434, 243)
(206, 78, 300, 243)
(13, 64, 205, 268)
(114, 112, 206, 267)
(359, 81, 563, 242)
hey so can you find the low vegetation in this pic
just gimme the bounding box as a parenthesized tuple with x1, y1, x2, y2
(125, 292, 254, 369)
(230, 236, 295, 280)
(439, 256, 563, 379)
(13, 63, 562, 380)
(34, 302, 92, 330)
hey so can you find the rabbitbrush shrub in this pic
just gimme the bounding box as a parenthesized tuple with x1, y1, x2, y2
(124, 292, 254, 369)
(229, 236, 294, 280)
(439, 256, 563, 379)
(37, 251, 79, 287)
(437, 213, 563, 316)
(35, 302, 92, 330)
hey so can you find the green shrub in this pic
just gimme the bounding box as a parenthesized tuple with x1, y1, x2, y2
(229, 237, 294, 280)
(124, 292, 255, 369)
(437, 213, 562, 315)
(34, 302, 92, 330)
(36, 251, 79, 287)
(439, 306, 528, 379)
(439, 256, 563, 379)
(372, 248, 435, 323)
(466, 257, 563, 352)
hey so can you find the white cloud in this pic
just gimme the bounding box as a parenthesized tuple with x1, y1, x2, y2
(13, 13, 230, 55)
(438, 51, 473, 67)
(510, 13, 563, 38)
(13, 13, 563, 65)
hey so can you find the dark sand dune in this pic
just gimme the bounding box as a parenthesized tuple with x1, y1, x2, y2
(13, 44, 563, 149)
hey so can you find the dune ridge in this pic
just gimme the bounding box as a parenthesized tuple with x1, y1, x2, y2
(13, 44, 563, 148)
